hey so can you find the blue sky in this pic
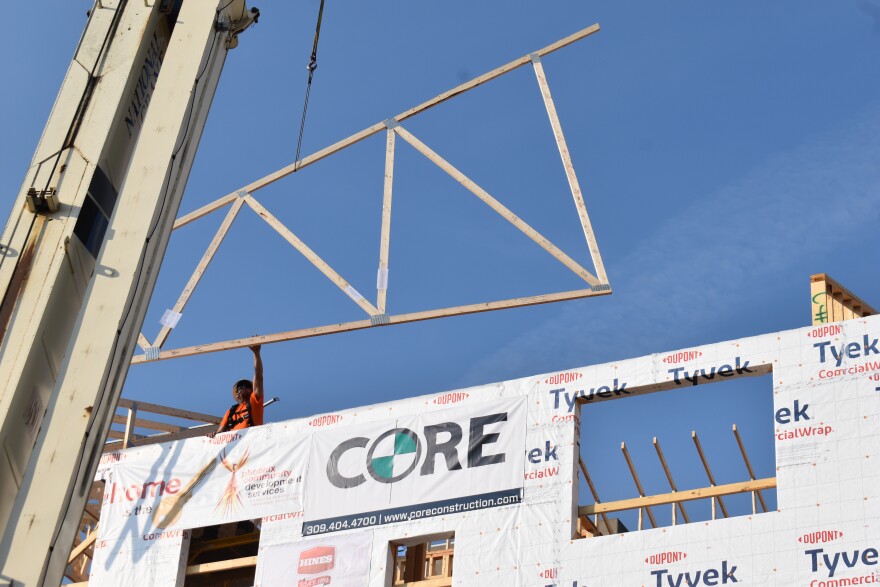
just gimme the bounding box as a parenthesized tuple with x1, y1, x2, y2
(3, 1, 880, 527)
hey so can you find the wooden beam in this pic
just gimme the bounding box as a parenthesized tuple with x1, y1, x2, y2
(531, 56, 607, 284)
(393, 126, 601, 286)
(111, 414, 182, 434)
(653, 437, 690, 523)
(169, 25, 601, 235)
(621, 442, 657, 529)
(154, 197, 246, 348)
(244, 196, 381, 317)
(123, 423, 216, 447)
(732, 424, 768, 513)
(377, 128, 395, 313)
(118, 398, 221, 424)
(579, 477, 777, 516)
(185, 555, 257, 575)
(131, 287, 608, 363)
(137, 333, 151, 352)
(68, 528, 97, 564)
(395, 24, 600, 123)
(692, 431, 729, 518)
(173, 193, 236, 230)
(578, 457, 610, 533)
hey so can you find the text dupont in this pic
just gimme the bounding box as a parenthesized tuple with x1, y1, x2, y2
(651, 561, 738, 586)
(814, 336, 880, 366)
(549, 379, 629, 412)
(805, 547, 880, 578)
(669, 357, 754, 386)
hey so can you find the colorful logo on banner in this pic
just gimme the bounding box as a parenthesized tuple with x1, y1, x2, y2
(260, 533, 372, 587)
(304, 397, 526, 535)
(299, 546, 335, 574)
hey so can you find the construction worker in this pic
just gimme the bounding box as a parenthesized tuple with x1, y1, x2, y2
(212, 345, 264, 435)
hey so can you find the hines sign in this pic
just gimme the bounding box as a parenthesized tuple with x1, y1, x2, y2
(303, 397, 526, 535)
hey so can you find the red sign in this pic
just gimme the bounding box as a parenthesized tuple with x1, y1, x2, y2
(646, 551, 687, 565)
(807, 325, 842, 338)
(662, 351, 702, 364)
(433, 392, 469, 405)
(310, 415, 342, 427)
(299, 546, 335, 575)
(544, 372, 582, 385)
(799, 530, 843, 544)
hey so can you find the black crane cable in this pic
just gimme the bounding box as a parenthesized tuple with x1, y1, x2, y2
(294, 0, 326, 171)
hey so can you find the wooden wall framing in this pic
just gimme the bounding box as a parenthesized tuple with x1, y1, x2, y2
(133, 23, 610, 364)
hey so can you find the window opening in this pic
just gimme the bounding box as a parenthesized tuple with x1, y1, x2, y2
(183, 521, 260, 586)
(391, 535, 454, 586)
(577, 370, 777, 537)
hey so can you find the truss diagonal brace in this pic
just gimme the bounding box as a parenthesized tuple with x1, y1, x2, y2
(530, 53, 607, 284)
(243, 196, 381, 316)
(154, 196, 247, 349)
(392, 125, 601, 287)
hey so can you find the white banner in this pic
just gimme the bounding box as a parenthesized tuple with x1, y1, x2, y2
(99, 424, 309, 539)
(303, 397, 526, 535)
(258, 532, 372, 587)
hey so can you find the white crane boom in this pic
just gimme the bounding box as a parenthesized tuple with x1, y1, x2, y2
(0, 1, 256, 584)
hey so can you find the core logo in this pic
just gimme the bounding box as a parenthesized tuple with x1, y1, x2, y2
(800, 530, 843, 544)
(808, 325, 842, 338)
(662, 351, 702, 365)
(325, 412, 509, 489)
(298, 546, 335, 574)
(646, 552, 687, 565)
(310, 414, 342, 427)
(298, 578, 331, 587)
(545, 372, 582, 385)
(434, 392, 469, 405)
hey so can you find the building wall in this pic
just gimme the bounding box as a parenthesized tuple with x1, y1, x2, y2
(93, 314, 880, 586)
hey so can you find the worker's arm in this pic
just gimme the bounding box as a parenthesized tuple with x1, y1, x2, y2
(251, 345, 263, 402)
(209, 411, 229, 438)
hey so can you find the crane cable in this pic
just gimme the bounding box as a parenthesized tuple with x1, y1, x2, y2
(294, 0, 326, 171)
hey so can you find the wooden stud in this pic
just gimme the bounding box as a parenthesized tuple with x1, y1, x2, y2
(732, 424, 768, 513)
(692, 431, 729, 518)
(531, 56, 607, 284)
(377, 129, 396, 313)
(578, 477, 777, 516)
(621, 442, 657, 528)
(393, 126, 601, 286)
(653, 437, 690, 523)
(131, 287, 607, 363)
(244, 196, 381, 317)
(122, 403, 137, 449)
(154, 197, 246, 348)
